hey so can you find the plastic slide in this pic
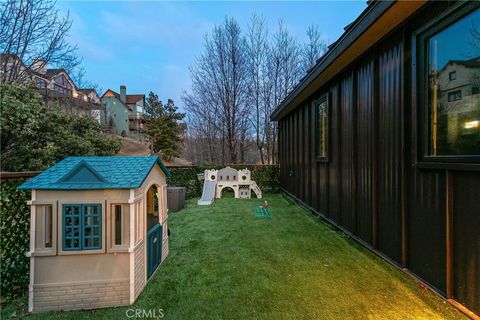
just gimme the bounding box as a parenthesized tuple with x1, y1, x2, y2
(251, 182, 262, 199)
(197, 180, 216, 205)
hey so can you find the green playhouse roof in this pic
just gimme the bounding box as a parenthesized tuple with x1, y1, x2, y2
(18, 156, 171, 190)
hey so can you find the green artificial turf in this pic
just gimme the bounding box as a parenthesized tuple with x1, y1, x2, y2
(2, 194, 467, 320)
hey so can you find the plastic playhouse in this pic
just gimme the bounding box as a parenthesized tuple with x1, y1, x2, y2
(198, 166, 262, 205)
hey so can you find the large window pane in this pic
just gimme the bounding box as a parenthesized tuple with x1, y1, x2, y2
(316, 98, 328, 159)
(428, 9, 480, 156)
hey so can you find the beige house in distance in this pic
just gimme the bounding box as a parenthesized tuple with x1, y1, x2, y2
(18, 156, 171, 313)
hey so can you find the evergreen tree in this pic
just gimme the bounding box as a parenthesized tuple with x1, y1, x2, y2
(145, 92, 185, 160)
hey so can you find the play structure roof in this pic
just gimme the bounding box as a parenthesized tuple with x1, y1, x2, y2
(18, 156, 171, 190)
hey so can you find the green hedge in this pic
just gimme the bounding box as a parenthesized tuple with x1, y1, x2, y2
(0, 180, 30, 301)
(167, 165, 280, 199)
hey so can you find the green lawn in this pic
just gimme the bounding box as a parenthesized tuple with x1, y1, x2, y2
(2, 194, 467, 319)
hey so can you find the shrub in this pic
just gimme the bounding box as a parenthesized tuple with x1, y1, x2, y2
(167, 165, 279, 199)
(0, 85, 122, 172)
(0, 180, 30, 301)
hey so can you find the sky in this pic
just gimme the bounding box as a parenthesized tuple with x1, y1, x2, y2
(57, 1, 367, 111)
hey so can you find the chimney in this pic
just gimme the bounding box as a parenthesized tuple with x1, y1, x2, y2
(32, 59, 47, 75)
(120, 85, 126, 103)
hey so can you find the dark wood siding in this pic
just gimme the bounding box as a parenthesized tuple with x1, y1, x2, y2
(340, 75, 355, 232)
(277, 2, 480, 315)
(356, 59, 375, 245)
(377, 41, 403, 263)
(310, 102, 319, 211)
(407, 170, 446, 293)
(452, 171, 480, 315)
(329, 84, 341, 223)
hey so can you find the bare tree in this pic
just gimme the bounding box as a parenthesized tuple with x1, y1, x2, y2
(303, 24, 328, 72)
(0, 0, 79, 84)
(183, 17, 248, 164)
(184, 17, 329, 165)
(262, 21, 303, 163)
(246, 14, 269, 164)
(71, 65, 102, 93)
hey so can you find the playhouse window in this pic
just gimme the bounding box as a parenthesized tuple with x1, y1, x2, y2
(111, 204, 130, 247)
(44, 205, 53, 248)
(135, 200, 144, 243)
(315, 96, 328, 160)
(115, 205, 122, 245)
(63, 204, 102, 251)
(35, 204, 54, 251)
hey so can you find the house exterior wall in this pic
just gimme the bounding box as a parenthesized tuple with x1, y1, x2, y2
(32, 279, 130, 312)
(138, 164, 169, 265)
(101, 94, 146, 140)
(101, 96, 130, 136)
(133, 240, 146, 299)
(276, 1, 479, 316)
(29, 188, 132, 312)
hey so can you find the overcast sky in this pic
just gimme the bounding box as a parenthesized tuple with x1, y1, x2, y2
(58, 1, 366, 110)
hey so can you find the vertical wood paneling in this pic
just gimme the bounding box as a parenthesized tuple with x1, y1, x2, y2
(356, 59, 375, 245)
(280, 119, 284, 187)
(298, 108, 303, 198)
(318, 165, 328, 215)
(407, 170, 446, 293)
(328, 84, 340, 223)
(310, 101, 319, 211)
(296, 109, 300, 197)
(306, 103, 312, 206)
(290, 112, 298, 194)
(305, 105, 310, 205)
(340, 74, 354, 233)
(276, 8, 479, 314)
(377, 41, 403, 263)
(452, 171, 480, 315)
(301, 106, 307, 202)
(288, 114, 294, 193)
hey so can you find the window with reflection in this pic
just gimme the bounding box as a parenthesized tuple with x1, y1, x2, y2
(53, 74, 73, 96)
(315, 96, 328, 159)
(427, 8, 480, 156)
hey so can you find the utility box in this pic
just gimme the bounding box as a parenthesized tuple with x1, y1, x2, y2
(167, 187, 186, 212)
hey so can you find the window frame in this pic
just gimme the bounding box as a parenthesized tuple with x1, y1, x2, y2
(447, 90, 462, 102)
(62, 203, 102, 252)
(114, 204, 122, 246)
(415, 2, 480, 164)
(107, 201, 130, 252)
(314, 94, 329, 162)
(448, 71, 456, 81)
(32, 203, 57, 256)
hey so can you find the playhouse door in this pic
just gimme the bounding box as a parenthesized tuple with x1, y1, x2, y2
(147, 223, 162, 279)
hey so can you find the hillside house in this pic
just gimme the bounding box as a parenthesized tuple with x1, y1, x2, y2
(101, 85, 146, 140)
(0, 54, 103, 118)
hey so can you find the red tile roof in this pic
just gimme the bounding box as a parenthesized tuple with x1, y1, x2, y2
(102, 90, 144, 105)
(126, 94, 144, 104)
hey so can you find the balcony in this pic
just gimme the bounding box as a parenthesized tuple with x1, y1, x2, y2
(34, 87, 105, 111)
(129, 114, 145, 121)
(129, 122, 146, 133)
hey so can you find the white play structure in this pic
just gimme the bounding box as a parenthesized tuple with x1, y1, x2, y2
(198, 167, 262, 205)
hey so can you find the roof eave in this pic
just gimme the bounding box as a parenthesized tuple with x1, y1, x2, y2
(271, 0, 426, 121)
